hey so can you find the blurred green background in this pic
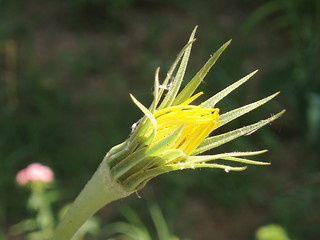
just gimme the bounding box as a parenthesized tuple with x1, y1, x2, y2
(1, 0, 319, 239)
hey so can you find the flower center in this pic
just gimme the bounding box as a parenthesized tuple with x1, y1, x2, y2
(153, 92, 220, 155)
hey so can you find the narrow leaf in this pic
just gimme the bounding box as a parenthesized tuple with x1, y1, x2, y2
(168, 163, 247, 171)
(124, 158, 247, 190)
(130, 94, 157, 142)
(149, 204, 171, 240)
(174, 39, 232, 105)
(149, 67, 160, 113)
(156, 40, 196, 109)
(187, 150, 268, 163)
(159, 26, 197, 109)
(193, 110, 285, 155)
(202, 70, 258, 108)
(218, 92, 280, 128)
(221, 156, 270, 165)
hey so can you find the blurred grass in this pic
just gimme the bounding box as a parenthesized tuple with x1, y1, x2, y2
(0, 0, 319, 239)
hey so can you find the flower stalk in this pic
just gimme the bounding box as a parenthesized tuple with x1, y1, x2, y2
(52, 26, 285, 239)
(52, 159, 131, 240)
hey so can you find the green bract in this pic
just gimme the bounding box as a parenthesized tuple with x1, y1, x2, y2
(104, 26, 284, 192)
(52, 27, 284, 240)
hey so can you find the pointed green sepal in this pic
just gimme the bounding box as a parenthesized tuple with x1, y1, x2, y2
(130, 94, 157, 144)
(158, 26, 197, 109)
(202, 70, 258, 108)
(165, 162, 247, 172)
(193, 110, 285, 155)
(149, 67, 160, 113)
(112, 125, 184, 180)
(156, 39, 197, 109)
(187, 150, 268, 164)
(218, 92, 280, 128)
(174, 39, 232, 105)
(220, 156, 270, 165)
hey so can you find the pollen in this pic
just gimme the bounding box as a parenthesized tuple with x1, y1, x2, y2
(153, 92, 220, 155)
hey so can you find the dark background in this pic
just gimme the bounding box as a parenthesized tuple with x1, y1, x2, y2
(1, 0, 319, 239)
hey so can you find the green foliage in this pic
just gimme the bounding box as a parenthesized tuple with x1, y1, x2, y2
(104, 203, 181, 240)
(10, 182, 56, 240)
(10, 182, 99, 240)
(0, 0, 319, 239)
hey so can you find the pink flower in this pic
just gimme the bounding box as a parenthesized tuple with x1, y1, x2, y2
(16, 163, 54, 185)
(16, 169, 29, 185)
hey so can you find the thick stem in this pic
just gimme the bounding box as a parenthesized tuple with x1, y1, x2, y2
(52, 161, 131, 240)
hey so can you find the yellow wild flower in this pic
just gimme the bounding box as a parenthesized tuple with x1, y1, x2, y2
(107, 26, 284, 191)
(152, 92, 220, 155)
(53, 26, 285, 240)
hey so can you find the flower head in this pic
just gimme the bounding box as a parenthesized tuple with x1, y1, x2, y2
(16, 163, 54, 185)
(105, 26, 285, 192)
(147, 92, 220, 155)
(52, 27, 285, 240)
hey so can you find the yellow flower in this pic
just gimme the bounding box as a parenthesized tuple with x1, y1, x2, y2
(150, 92, 220, 155)
(53, 26, 285, 240)
(106, 26, 285, 191)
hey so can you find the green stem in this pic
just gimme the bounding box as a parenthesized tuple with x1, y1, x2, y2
(33, 187, 55, 239)
(52, 160, 131, 240)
